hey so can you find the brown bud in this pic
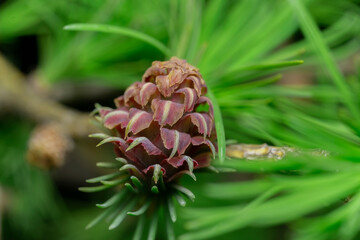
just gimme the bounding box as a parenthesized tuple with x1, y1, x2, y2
(27, 122, 73, 169)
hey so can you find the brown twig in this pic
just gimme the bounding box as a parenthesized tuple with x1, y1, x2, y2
(226, 144, 290, 160)
(0, 52, 96, 137)
(0, 52, 99, 168)
(226, 143, 329, 160)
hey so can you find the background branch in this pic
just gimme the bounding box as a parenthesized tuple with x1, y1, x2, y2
(0, 52, 96, 138)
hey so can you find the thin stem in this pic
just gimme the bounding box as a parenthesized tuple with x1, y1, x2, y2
(64, 24, 172, 57)
(0, 52, 96, 138)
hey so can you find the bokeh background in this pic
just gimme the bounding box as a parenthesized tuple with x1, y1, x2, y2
(1, 0, 360, 239)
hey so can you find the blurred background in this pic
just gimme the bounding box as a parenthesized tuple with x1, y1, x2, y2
(0, 0, 360, 239)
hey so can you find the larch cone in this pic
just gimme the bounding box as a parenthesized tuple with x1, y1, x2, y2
(96, 57, 217, 188)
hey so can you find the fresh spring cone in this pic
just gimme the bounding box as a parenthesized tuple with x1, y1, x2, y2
(95, 57, 217, 188)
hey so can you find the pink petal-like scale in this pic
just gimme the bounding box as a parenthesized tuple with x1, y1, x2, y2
(152, 99, 184, 126)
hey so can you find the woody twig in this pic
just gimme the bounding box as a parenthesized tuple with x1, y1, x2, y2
(0, 52, 98, 168)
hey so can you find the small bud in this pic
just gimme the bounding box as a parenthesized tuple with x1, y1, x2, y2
(27, 122, 73, 169)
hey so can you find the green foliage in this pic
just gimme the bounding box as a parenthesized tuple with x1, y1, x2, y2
(176, 0, 360, 239)
(64, 23, 172, 57)
(0, 0, 168, 86)
(1, 0, 360, 239)
(0, 118, 60, 239)
(289, 0, 360, 121)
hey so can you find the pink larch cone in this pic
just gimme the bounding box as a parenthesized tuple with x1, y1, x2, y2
(96, 57, 217, 187)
